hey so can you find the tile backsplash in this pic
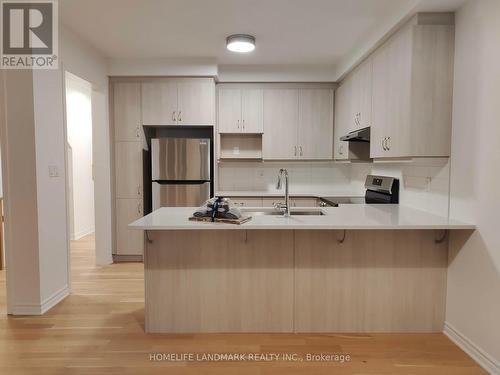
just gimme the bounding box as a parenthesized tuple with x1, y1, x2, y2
(217, 161, 352, 193)
(350, 158, 450, 217)
(218, 158, 451, 217)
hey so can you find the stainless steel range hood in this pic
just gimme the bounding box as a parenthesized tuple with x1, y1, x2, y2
(340, 127, 370, 142)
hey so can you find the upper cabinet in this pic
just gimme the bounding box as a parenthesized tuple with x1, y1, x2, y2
(218, 88, 264, 133)
(262, 89, 299, 159)
(333, 80, 351, 160)
(298, 89, 333, 159)
(142, 78, 214, 126)
(370, 14, 454, 159)
(334, 59, 372, 161)
(113, 82, 142, 142)
(262, 88, 334, 160)
(334, 13, 454, 160)
(350, 59, 372, 130)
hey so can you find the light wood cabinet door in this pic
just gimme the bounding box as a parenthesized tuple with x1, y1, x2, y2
(177, 79, 214, 125)
(141, 81, 178, 125)
(241, 89, 264, 133)
(116, 198, 143, 255)
(291, 198, 319, 207)
(262, 198, 284, 208)
(230, 198, 263, 207)
(113, 82, 142, 141)
(298, 89, 333, 159)
(115, 142, 143, 199)
(351, 58, 373, 130)
(371, 24, 412, 158)
(262, 89, 299, 159)
(334, 81, 351, 160)
(218, 88, 242, 133)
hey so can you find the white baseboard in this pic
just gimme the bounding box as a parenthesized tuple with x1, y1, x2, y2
(41, 285, 69, 314)
(72, 227, 95, 241)
(10, 285, 69, 315)
(444, 321, 500, 375)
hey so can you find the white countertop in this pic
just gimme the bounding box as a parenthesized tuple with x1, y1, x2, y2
(215, 190, 365, 198)
(130, 205, 475, 231)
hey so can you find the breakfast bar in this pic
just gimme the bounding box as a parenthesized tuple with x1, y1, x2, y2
(130, 205, 474, 334)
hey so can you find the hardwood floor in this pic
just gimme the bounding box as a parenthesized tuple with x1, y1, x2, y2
(0, 234, 486, 374)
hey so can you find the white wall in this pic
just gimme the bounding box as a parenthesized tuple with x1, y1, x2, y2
(0, 68, 70, 314)
(445, 0, 500, 372)
(0, 70, 43, 313)
(60, 25, 112, 264)
(108, 57, 217, 77)
(65, 73, 95, 240)
(32, 69, 71, 308)
(218, 64, 336, 82)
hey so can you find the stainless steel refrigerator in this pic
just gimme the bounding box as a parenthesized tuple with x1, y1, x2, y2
(151, 138, 211, 209)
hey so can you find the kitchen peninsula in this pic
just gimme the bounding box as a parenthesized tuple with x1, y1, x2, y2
(130, 205, 474, 334)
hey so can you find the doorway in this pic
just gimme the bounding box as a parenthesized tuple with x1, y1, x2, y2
(64, 72, 95, 247)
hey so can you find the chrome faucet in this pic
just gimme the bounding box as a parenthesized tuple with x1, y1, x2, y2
(275, 168, 290, 217)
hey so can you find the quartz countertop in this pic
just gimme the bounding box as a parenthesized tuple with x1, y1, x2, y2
(129, 205, 475, 231)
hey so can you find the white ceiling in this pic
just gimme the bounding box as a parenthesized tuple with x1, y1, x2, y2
(61, 0, 419, 65)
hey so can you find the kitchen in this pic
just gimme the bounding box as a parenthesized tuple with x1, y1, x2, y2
(0, 0, 499, 374)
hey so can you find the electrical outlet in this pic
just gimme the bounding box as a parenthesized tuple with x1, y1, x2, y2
(48, 165, 59, 177)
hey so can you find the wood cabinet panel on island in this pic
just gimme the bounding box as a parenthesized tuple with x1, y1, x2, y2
(142, 228, 449, 333)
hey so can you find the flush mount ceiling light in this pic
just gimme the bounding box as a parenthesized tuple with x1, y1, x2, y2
(226, 34, 256, 53)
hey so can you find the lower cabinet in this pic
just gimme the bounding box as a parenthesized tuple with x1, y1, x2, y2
(291, 198, 319, 207)
(230, 198, 263, 207)
(115, 198, 144, 256)
(262, 198, 284, 208)
(261, 197, 320, 207)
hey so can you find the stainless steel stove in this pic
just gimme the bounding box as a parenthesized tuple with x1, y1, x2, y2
(320, 175, 399, 206)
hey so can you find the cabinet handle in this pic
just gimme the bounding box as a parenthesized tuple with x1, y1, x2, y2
(387, 137, 391, 151)
(294, 146, 297, 156)
(382, 138, 387, 151)
(136, 126, 140, 138)
(339, 144, 343, 155)
(137, 186, 141, 196)
(237, 119, 240, 129)
(299, 146, 303, 157)
(178, 111, 182, 122)
(137, 203, 142, 214)
(172, 111, 176, 122)
(242, 119, 245, 130)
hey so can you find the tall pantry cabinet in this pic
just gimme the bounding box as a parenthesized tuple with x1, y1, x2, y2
(112, 82, 144, 259)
